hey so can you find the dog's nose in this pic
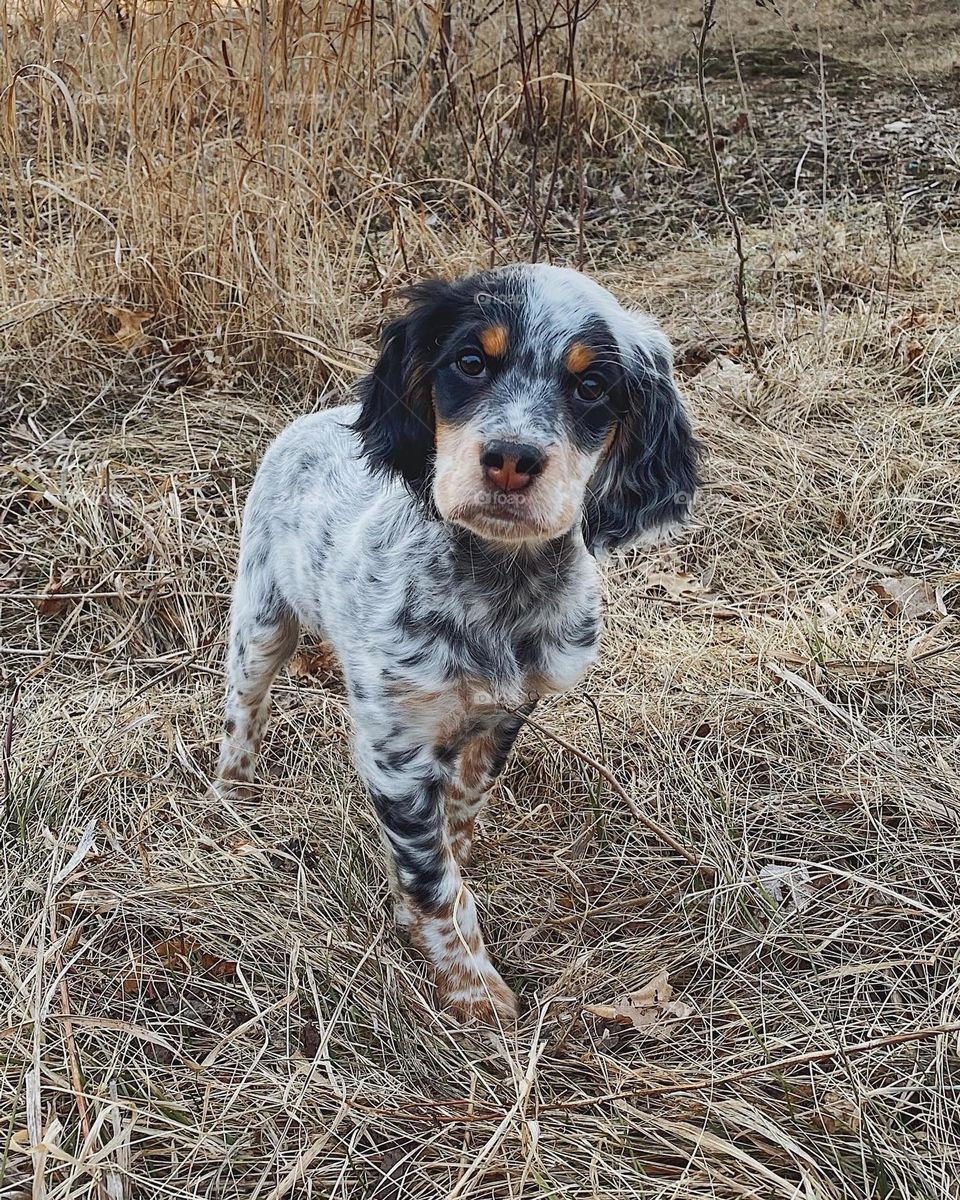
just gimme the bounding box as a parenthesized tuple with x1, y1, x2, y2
(480, 441, 546, 492)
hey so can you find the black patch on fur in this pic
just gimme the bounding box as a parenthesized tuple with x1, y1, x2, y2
(352, 273, 520, 499)
(487, 709, 531, 779)
(562, 319, 622, 451)
(567, 614, 600, 648)
(447, 527, 578, 622)
(396, 649, 428, 670)
(369, 777, 447, 905)
(255, 600, 283, 627)
(584, 348, 700, 555)
(382, 744, 421, 771)
(241, 539, 270, 576)
(353, 280, 467, 497)
(513, 630, 542, 670)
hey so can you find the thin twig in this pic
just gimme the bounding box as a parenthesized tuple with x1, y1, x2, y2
(3, 679, 22, 823)
(257, 0, 271, 140)
(50, 904, 105, 1198)
(695, 0, 761, 372)
(437, 0, 457, 110)
(518, 709, 716, 878)
(567, 0, 586, 267)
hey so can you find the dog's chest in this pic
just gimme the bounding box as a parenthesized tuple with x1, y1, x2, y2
(372, 529, 602, 717)
(455, 606, 600, 712)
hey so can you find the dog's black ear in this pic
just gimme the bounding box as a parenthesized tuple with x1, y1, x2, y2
(584, 323, 699, 556)
(353, 280, 459, 495)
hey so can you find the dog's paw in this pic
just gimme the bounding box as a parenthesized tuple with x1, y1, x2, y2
(210, 775, 255, 803)
(438, 972, 518, 1027)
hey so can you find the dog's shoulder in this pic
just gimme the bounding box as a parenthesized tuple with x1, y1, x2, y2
(265, 401, 362, 462)
(250, 401, 367, 502)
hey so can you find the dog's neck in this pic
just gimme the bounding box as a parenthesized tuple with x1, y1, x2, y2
(445, 524, 589, 620)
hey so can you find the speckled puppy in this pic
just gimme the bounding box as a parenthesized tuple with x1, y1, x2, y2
(216, 264, 698, 1024)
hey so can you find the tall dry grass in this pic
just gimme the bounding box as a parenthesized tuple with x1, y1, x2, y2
(3, 2, 960, 1198)
(1, 0, 681, 397)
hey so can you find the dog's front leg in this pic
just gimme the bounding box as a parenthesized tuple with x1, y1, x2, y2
(353, 721, 518, 1026)
(446, 708, 531, 865)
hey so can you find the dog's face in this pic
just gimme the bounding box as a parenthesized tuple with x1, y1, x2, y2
(428, 286, 623, 545)
(354, 265, 698, 554)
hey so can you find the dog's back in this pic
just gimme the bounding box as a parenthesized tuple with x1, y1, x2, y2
(241, 402, 420, 636)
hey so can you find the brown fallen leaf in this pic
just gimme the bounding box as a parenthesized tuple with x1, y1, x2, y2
(584, 968, 695, 1040)
(301, 1019, 321, 1058)
(674, 339, 752, 379)
(223, 834, 261, 857)
(644, 568, 705, 600)
(629, 967, 673, 1008)
(693, 355, 756, 401)
(871, 575, 946, 621)
(757, 862, 816, 913)
(153, 936, 236, 979)
(123, 935, 237, 994)
(890, 307, 937, 334)
(289, 643, 341, 681)
(36, 570, 77, 617)
(156, 339, 209, 391)
(200, 953, 238, 979)
(813, 1086, 862, 1134)
(103, 305, 154, 353)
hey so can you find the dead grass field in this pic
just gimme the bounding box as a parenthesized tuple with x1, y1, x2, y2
(3, 1, 960, 1197)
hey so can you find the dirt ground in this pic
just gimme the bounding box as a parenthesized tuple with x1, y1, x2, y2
(2, 2, 960, 1197)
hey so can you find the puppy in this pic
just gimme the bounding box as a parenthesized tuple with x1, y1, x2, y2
(216, 264, 698, 1024)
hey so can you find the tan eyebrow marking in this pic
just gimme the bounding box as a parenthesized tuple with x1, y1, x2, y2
(566, 341, 594, 374)
(479, 324, 508, 358)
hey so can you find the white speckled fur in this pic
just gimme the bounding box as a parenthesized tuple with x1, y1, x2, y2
(216, 264, 697, 1024)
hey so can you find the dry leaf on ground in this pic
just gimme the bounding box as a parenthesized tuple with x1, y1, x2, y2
(693, 355, 756, 401)
(35, 570, 77, 617)
(643, 567, 705, 600)
(156, 338, 209, 391)
(870, 575, 946, 621)
(103, 305, 154, 353)
(123, 936, 237, 995)
(674, 341, 745, 377)
(584, 968, 695, 1040)
(289, 644, 341, 680)
(757, 863, 816, 913)
(814, 1087, 863, 1134)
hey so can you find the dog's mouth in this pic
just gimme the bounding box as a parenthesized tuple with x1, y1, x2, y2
(446, 499, 562, 544)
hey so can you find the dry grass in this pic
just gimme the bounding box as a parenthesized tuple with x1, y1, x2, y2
(3, 2, 960, 1197)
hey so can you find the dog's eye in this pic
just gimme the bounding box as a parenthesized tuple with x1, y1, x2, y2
(455, 350, 486, 378)
(576, 374, 607, 403)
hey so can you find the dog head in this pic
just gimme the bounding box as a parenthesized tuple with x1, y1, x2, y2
(353, 264, 698, 554)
